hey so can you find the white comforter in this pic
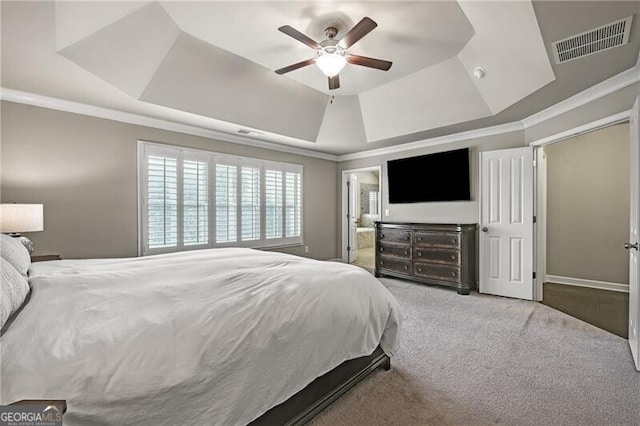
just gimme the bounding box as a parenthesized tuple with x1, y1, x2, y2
(1, 248, 401, 425)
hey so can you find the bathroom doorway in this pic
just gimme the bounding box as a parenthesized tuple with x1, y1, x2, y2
(341, 166, 382, 271)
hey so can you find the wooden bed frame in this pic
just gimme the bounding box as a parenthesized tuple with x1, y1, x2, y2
(251, 346, 390, 425)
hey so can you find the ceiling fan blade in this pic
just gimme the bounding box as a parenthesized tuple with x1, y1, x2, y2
(338, 17, 377, 49)
(275, 58, 316, 75)
(278, 25, 321, 49)
(347, 55, 392, 71)
(328, 75, 340, 90)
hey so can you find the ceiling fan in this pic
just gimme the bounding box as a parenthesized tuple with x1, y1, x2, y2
(275, 17, 392, 90)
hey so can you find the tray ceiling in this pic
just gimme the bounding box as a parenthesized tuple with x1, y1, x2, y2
(1, 1, 638, 155)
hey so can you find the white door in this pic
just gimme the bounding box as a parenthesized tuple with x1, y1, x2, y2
(348, 174, 358, 263)
(480, 147, 534, 300)
(628, 97, 639, 371)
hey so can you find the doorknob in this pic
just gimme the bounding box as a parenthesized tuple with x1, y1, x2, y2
(624, 242, 639, 251)
(482, 227, 488, 232)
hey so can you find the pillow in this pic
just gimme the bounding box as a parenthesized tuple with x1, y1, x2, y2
(0, 233, 31, 276)
(1, 257, 30, 330)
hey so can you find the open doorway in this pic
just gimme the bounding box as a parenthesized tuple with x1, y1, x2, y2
(341, 166, 382, 271)
(537, 122, 630, 337)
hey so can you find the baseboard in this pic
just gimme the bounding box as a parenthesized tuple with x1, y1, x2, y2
(545, 275, 629, 293)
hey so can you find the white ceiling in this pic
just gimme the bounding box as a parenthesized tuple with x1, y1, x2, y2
(1, 1, 638, 155)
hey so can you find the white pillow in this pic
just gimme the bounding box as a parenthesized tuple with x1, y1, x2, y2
(1, 257, 30, 330)
(0, 233, 31, 276)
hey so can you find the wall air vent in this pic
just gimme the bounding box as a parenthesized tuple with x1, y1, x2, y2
(236, 128, 263, 136)
(552, 15, 633, 64)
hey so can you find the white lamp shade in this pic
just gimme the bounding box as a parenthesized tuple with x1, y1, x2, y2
(316, 53, 347, 77)
(0, 204, 44, 233)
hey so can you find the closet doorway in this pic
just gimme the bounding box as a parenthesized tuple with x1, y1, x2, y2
(537, 122, 630, 337)
(341, 166, 382, 271)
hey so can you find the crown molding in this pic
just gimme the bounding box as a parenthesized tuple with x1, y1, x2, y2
(529, 109, 631, 146)
(3, 61, 638, 165)
(521, 63, 640, 129)
(0, 88, 339, 162)
(336, 121, 524, 162)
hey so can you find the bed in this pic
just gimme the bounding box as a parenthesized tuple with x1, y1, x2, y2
(1, 239, 401, 425)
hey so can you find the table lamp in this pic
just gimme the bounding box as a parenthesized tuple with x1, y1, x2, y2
(0, 204, 44, 253)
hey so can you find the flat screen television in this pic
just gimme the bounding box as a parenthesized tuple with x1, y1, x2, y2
(387, 148, 470, 203)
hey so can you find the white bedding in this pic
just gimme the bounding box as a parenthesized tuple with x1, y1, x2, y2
(0, 248, 401, 425)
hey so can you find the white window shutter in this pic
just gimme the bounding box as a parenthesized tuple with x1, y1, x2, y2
(215, 163, 237, 243)
(265, 169, 283, 239)
(241, 166, 261, 241)
(139, 141, 302, 254)
(147, 154, 178, 249)
(285, 172, 301, 238)
(183, 159, 209, 246)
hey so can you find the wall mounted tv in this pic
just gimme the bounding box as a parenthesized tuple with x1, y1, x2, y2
(387, 148, 471, 203)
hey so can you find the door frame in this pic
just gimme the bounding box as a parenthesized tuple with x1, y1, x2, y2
(340, 166, 383, 263)
(529, 110, 633, 301)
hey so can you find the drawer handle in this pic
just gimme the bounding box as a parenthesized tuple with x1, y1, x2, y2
(417, 252, 422, 257)
(404, 265, 408, 270)
(405, 235, 411, 240)
(451, 255, 456, 260)
(417, 267, 422, 272)
(451, 271, 457, 277)
(451, 238, 456, 244)
(380, 233, 385, 239)
(380, 247, 384, 252)
(417, 237, 422, 241)
(380, 261, 384, 265)
(404, 251, 408, 255)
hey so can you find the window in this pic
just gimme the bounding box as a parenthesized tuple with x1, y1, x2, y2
(139, 141, 303, 255)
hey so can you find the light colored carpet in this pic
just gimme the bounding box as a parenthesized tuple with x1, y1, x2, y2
(311, 278, 640, 425)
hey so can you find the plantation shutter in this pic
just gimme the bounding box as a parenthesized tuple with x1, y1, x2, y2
(241, 165, 261, 241)
(215, 163, 237, 243)
(183, 155, 209, 246)
(147, 153, 178, 250)
(285, 172, 301, 238)
(139, 141, 302, 255)
(265, 169, 283, 239)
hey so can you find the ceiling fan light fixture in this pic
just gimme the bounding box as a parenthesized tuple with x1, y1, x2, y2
(275, 17, 390, 90)
(316, 50, 347, 77)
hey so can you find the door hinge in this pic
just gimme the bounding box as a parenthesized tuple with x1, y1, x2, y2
(347, 246, 351, 252)
(533, 216, 537, 223)
(533, 272, 536, 279)
(533, 159, 537, 167)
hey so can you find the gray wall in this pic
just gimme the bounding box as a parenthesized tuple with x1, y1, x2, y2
(0, 101, 338, 260)
(337, 131, 525, 255)
(545, 123, 630, 284)
(524, 83, 639, 143)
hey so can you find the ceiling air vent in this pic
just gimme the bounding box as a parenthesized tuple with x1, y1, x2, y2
(236, 128, 263, 136)
(552, 15, 633, 64)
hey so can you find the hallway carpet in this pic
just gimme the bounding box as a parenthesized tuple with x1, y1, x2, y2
(542, 282, 629, 338)
(312, 278, 640, 425)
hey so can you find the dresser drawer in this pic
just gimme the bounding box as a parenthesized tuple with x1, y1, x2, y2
(378, 258, 412, 275)
(377, 228, 413, 244)
(414, 262, 462, 283)
(414, 248, 460, 265)
(414, 232, 460, 248)
(378, 243, 411, 259)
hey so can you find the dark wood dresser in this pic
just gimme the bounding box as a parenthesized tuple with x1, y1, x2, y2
(374, 222, 477, 295)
